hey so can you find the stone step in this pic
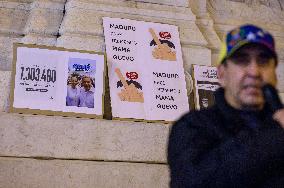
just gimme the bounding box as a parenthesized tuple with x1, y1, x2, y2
(0, 112, 169, 163)
(0, 157, 169, 188)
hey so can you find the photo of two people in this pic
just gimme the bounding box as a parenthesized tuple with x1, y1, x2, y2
(66, 58, 96, 108)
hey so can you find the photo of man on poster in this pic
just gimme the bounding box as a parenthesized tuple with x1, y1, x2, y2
(78, 75, 95, 108)
(66, 73, 81, 107)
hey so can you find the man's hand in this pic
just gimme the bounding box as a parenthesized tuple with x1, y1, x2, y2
(273, 109, 284, 128)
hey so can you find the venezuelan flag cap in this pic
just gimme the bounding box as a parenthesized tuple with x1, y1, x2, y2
(218, 24, 277, 65)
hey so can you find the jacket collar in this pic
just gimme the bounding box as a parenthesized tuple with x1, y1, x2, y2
(214, 88, 274, 131)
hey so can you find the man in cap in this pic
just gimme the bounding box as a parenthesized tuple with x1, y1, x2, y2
(168, 24, 284, 187)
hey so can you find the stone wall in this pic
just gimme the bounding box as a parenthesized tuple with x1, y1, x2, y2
(0, 0, 284, 187)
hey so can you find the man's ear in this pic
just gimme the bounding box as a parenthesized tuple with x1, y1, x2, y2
(217, 64, 226, 87)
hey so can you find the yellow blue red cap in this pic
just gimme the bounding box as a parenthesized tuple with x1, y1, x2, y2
(218, 24, 277, 64)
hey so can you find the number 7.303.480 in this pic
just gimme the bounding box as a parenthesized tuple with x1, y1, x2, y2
(20, 66, 56, 83)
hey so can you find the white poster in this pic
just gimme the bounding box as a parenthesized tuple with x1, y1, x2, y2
(10, 44, 105, 118)
(192, 65, 220, 110)
(103, 17, 189, 122)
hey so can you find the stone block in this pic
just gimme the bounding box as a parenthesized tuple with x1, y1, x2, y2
(59, 0, 207, 46)
(208, 0, 284, 44)
(275, 36, 284, 63)
(188, 0, 207, 16)
(196, 18, 221, 50)
(30, 0, 65, 9)
(0, 112, 169, 163)
(21, 33, 57, 46)
(59, 10, 103, 36)
(211, 49, 220, 66)
(133, 0, 188, 7)
(178, 22, 207, 46)
(0, 0, 33, 4)
(56, 34, 105, 52)
(0, 157, 169, 188)
(207, 0, 284, 25)
(24, 2, 64, 36)
(64, 0, 194, 21)
(189, 0, 221, 49)
(0, 1, 30, 35)
(0, 71, 11, 112)
(0, 35, 22, 71)
(182, 45, 211, 71)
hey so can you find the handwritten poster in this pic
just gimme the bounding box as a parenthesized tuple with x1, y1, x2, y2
(10, 43, 105, 118)
(192, 65, 220, 110)
(103, 17, 189, 122)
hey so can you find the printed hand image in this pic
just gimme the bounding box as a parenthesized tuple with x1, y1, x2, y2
(149, 28, 176, 61)
(115, 68, 144, 103)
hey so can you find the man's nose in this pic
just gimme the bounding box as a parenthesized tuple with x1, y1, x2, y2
(247, 59, 261, 77)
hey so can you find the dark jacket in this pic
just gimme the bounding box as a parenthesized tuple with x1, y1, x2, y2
(168, 88, 284, 188)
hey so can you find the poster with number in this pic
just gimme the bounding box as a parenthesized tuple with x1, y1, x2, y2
(192, 65, 220, 110)
(103, 17, 189, 122)
(10, 43, 105, 118)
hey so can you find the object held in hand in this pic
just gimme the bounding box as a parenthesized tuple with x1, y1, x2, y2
(262, 84, 283, 113)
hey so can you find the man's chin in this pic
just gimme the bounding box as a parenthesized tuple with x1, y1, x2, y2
(239, 92, 264, 109)
(240, 98, 264, 110)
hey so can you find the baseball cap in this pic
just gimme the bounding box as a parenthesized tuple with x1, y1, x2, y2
(218, 24, 277, 65)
